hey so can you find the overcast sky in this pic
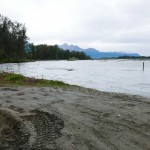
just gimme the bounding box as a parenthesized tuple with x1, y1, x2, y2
(0, 0, 150, 55)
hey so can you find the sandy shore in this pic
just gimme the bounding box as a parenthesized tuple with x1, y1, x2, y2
(0, 85, 150, 150)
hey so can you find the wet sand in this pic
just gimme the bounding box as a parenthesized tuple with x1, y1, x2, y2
(0, 86, 150, 150)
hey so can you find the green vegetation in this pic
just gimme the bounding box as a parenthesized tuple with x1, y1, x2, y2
(0, 72, 69, 87)
(33, 44, 90, 60)
(36, 79, 69, 87)
(118, 56, 150, 60)
(0, 14, 90, 63)
(4, 73, 25, 81)
(0, 15, 27, 61)
(68, 57, 79, 61)
(0, 59, 28, 64)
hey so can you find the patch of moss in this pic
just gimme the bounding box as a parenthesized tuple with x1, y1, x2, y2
(4, 74, 25, 81)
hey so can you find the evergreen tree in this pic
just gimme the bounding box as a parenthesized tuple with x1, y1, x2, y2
(0, 14, 27, 61)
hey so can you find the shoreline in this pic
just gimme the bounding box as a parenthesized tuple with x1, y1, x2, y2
(0, 71, 149, 98)
(0, 83, 150, 149)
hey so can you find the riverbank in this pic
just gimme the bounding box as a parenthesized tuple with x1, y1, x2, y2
(0, 72, 69, 87)
(0, 59, 35, 64)
(0, 73, 150, 149)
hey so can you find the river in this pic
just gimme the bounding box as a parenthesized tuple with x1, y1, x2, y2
(0, 60, 150, 97)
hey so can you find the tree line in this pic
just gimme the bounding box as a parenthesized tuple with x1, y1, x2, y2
(26, 44, 90, 60)
(118, 56, 150, 60)
(0, 14, 90, 62)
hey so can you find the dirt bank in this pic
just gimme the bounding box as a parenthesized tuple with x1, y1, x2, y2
(0, 86, 150, 150)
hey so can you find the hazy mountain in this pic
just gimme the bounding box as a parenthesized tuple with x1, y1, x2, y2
(59, 43, 84, 51)
(58, 43, 140, 59)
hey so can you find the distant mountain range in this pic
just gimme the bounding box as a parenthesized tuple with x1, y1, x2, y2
(58, 43, 140, 59)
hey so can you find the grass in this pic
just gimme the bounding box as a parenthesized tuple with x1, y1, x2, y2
(4, 74, 25, 81)
(0, 72, 70, 87)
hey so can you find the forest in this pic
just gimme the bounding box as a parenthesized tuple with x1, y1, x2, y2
(0, 14, 90, 63)
(27, 44, 91, 60)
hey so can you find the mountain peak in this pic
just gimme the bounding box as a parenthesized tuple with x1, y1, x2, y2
(58, 43, 140, 59)
(59, 43, 84, 51)
(62, 43, 68, 46)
